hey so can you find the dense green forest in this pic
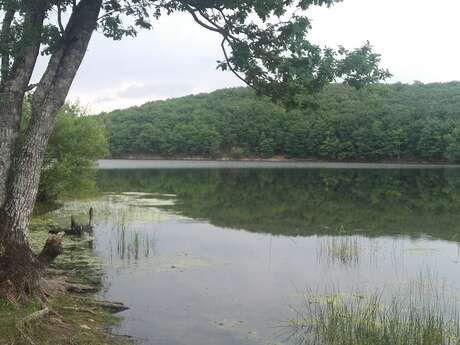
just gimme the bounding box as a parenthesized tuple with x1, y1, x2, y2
(101, 82, 460, 162)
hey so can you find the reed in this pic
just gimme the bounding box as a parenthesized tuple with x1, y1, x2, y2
(285, 276, 460, 345)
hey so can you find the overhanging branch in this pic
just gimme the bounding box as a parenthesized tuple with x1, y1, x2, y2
(57, 0, 65, 35)
(220, 38, 255, 91)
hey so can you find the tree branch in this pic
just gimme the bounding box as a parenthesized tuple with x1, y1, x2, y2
(57, 0, 65, 35)
(184, 6, 222, 33)
(26, 83, 38, 92)
(184, 5, 241, 42)
(220, 38, 255, 90)
(7, 0, 48, 91)
(97, 4, 146, 22)
(182, 6, 256, 91)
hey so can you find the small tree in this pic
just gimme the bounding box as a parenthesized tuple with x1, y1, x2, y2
(0, 0, 390, 295)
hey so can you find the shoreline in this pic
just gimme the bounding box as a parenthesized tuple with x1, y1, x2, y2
(108, 154, 459, 165)
(0, 209, 132, 345)
(98, 158, 460, 170)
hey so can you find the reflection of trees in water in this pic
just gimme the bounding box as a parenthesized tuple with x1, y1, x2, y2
(98, 168, 460, 241)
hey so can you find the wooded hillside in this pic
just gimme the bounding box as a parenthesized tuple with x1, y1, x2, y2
(101, 82, 460, 162)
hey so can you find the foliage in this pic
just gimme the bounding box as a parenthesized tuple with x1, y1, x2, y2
(37, 103, 108, 201)
(0, 0, 388, 107)
(102, 82, 460, 162)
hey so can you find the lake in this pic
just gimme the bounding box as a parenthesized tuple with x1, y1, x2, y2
(60, 161, 460, 344)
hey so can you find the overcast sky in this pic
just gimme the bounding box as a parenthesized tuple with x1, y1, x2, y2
(41, 0, 460, 113)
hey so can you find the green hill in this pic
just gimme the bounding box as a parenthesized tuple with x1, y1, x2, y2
(100, 82, 460, 162)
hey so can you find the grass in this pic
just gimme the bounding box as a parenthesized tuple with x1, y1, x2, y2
(285, 276, 460, 345)
(317, 237, 360, 266)
(0, 295, 126, 345)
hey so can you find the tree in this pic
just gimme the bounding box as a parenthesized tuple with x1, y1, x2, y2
(0, 0, 389, 295)
(38, 103, 108, 202)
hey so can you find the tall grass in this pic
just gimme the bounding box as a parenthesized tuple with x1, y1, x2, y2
(317, 237, 360, 266)
(285, 275, 460, 345)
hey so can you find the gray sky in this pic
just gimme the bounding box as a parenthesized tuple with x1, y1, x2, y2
(45, 0, 460, 112)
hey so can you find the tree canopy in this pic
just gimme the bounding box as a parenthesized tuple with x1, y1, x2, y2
(38, 103, 108, 202)
(0, 0, 389, 105)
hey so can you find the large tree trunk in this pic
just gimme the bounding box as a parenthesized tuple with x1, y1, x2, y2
(0, 0, 48, 207)
(0, 91, 23, 206)
(0, 0, 102, 294)
(0, 1, 50, 294)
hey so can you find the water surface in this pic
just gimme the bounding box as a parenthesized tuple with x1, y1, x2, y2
(80, 165, 460, 344)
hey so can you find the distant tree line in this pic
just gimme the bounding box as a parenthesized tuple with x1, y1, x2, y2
(101, 82, 460, 162)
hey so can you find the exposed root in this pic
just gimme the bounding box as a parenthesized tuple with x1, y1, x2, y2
(71, 296, 129, 313)
(0, 232, 65, 301)
(62, 306, 98, 315)
(41, 276, 98, 295)
(0, 246, 44, 302)
(19, 307, 50, 325)
(15, 307, 50, 345)
(65, 282, 99, 294)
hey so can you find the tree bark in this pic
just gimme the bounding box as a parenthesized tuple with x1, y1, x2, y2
(0, 0, 102, 294)
(0, 2, 15, 82)
(0, 0, 48, 207)
(0, 2, 50, 295)
(0, 92, 23, 207)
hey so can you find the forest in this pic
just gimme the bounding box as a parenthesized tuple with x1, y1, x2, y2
(101, 82, 460, 162)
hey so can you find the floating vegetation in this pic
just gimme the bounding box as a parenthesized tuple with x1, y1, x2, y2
(29, 213, 104, 286)
(406, 246, 439, 257)
(284, 274, 460, 345)
(48, 192, 177, 226)
(108, 252, 212, 272)
(213, 319, 244, 329)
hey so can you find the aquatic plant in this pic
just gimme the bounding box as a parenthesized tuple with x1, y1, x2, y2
(317, 236, 361, 266)
(285, 277, 460, 345)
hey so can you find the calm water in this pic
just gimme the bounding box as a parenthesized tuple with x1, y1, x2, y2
(77, 165, 460, 344)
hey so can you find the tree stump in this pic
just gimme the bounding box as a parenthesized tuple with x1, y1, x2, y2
(50, 209, 94, 236)
(38, 232, 65, 264)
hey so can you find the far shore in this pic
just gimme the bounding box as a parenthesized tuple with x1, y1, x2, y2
(98, 158, 460, 170)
